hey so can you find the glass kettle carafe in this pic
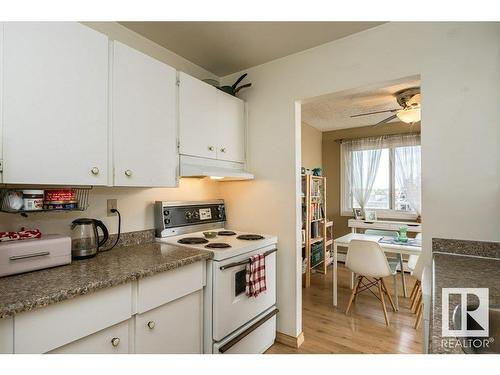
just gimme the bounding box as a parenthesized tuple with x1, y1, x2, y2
(70, 218, 109, 259)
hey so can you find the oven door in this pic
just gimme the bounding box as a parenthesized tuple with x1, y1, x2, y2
(212, 244, 276, 341)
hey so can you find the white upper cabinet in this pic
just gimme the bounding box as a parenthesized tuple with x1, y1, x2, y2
(178, 72, 218, 159)
(2, 23, 109, 185)
(216, 90, 245, 163)
(112, 41, 177, 187)
(178, 72, 246, 164)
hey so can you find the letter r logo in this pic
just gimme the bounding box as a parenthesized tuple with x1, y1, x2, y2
(442, 288, 489, 337)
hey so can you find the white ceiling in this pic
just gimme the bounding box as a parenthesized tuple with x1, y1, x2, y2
(301, 76, 421, 131)
(119, 22, 384, 76)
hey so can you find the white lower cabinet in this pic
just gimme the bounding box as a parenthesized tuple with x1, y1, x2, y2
(0, 317, 14, 354)
(14, 282, 132, 354)
(49, 320, 131, 354)
(0, 261, 206, 354)
(135, 290, 203, 354)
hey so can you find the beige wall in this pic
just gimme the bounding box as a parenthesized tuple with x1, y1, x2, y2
(0, 23, 222, 236)
(219, 22, 500, 337)
(322, 122, 421, 239)
(301, 122, 322, 171)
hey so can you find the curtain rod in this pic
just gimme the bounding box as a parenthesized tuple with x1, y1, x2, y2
(333, 132, 421, 144)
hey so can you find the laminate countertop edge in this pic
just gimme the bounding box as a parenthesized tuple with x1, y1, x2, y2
(0, 242, 213, 319)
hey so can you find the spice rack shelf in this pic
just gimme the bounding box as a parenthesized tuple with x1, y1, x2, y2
(0, 186, 92, 216)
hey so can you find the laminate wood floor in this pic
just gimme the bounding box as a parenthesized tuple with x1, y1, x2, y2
(266, 264, 423, 354)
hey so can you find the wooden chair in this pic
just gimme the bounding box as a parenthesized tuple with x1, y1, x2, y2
(345, 240, 397, 326)
(406, 234, 423, 328)
(409, 234, 424, 329)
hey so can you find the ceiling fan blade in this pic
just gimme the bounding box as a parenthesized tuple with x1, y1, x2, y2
(350, 109, 399, 118)
(373, 114, 398, 127)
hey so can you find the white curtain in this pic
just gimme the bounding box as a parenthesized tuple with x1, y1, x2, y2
(342, 137, 383, 210)
(395, 134, 422, 215)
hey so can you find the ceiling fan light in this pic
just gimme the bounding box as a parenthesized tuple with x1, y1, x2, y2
(396, 107, 421, 123)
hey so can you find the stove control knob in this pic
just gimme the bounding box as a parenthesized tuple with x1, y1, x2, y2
(164, 218, 170, 225)
(164, 209, 170, 216)
(185, 211, 192, 219)
(193, 211, 199, 219)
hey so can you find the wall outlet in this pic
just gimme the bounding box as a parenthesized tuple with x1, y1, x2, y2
(107, 199, 117, 216)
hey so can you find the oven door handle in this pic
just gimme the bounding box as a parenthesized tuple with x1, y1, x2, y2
(219, 248, 277, 271)
(218, 308, 279, 353)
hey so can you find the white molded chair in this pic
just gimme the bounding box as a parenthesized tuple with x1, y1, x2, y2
(364, 229, 407, 303)
(407, 233, 422, 273)
(345, 240, 397, 326)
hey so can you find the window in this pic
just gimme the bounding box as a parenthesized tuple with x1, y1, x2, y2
(341, 134, 421, 219)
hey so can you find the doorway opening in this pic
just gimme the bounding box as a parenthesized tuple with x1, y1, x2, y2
(272, 75, 424, 353)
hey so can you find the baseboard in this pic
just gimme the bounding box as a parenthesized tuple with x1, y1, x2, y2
(275, 331, 305, 348)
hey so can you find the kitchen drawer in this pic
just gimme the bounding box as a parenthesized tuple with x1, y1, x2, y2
(136, 261, 205, 314)
(214, 309, 277, 354)
(49, 319, 130, 354)
(135, 290, 203, 354)
(14, 282, 132, 353)
(0, 317, 14, 354)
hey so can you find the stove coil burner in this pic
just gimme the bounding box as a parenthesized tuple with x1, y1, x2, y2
(217, 231, 237, 236)
(236, 234, 264, 241)
(205, 243, 232, 249)
(177, 237, 209, 245)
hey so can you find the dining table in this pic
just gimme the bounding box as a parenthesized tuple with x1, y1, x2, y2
(332, 233, 422, 309)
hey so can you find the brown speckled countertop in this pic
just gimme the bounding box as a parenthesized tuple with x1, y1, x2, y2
(0, 242, 212, 319)
(431, 238, 500, 354)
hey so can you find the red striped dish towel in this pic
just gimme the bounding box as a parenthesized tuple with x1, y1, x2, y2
(246, 254, 267, 297)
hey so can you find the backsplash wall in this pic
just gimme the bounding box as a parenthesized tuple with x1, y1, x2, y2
(0, 178, 222, 237)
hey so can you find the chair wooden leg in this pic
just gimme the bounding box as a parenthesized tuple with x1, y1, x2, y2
(352, 276, 363, 303)
(346, 276, 362, 315)
(377, 279, 390, 326)
(381, 278, 397, 312)
(411, 289, 422, 314)
(409, 279, 419, 301)
(410, 286, 420, 312)
(414, 301, 423, 329)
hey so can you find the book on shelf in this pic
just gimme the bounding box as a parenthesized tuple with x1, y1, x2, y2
(310, 202, 324, 221)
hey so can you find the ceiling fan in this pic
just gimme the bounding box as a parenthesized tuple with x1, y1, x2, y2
(350, 87, 421, 126)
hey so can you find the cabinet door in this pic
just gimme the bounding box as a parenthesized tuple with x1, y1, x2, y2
(135, 290, 203, 354)
(178, 72, 218, 159)
(216, 91, 246, 163)
(2, 22, 108, 185)
(49, 320, 130, 354)
(113, 41, 177, 187)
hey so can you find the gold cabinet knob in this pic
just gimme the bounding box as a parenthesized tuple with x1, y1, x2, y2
(125, 169, 132, 177)
(147, 321, 155, 329)
(208, 146, 214, 151)
(91, 167, 99, 175)
(111, 337, 120, 347)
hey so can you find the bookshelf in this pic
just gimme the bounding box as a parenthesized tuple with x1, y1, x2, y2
(301, 174, 333, 288)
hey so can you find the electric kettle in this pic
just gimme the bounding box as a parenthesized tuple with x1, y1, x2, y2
(70, 218, 109, 259)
